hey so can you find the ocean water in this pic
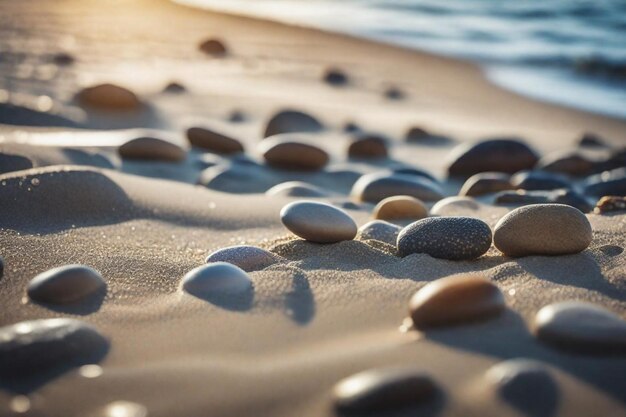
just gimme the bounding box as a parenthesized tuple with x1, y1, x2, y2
(179, 0, 626, 119)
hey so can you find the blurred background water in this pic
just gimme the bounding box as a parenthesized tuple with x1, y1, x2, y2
(180, 0, 626, 119)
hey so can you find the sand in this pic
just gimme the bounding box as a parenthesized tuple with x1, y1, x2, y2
(0, 0, 625, 416)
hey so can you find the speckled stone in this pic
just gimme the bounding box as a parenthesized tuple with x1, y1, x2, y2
(119, 137, 186, 162)
(347, 134, 388, 159)
(182, 263, 252, 297)
(409, 274, 504, 328)
(459, 172, 513, 197)
(584, 168, 626, 197)
(511, 170, 571, 191)
(537, 151, 594, 176)
(324, 68, 349, 86)
(186, 126, 244, 154)
(266, 181, 329, 198)
(397, 217, 492, 260)
(27, 265, 105, 304)
(447, 138, 539, 177)
(76, 83, 141, 110)
(333, 367, 438, 413)
(594, 196, 626, 214)
(430, 196, 480, 216)
(206, 246, 278, 272)
(493, 204, 592, 256)
(263, 110, 323, 138)
(357, 220, 402, 245)
(351, 172, 444, 203)
(198, 38, 227, 56)
(373, 196, 428, 221)
(494, 189, 593, 213)
(0, 152, 34, 175)
(534, 301, 626, 354)
(0, 318, 109, 378)
(260, 136, 329, 171)
(280, 201, 357, 243)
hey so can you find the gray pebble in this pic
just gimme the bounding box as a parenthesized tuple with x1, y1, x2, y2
(280, 201, 357, 243)
(28, 265, 105, 304)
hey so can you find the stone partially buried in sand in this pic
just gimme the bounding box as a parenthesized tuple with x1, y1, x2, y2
(182, 263, 252, 298)
(280, 201, 357, 243)
(447, 138, 539, 177)
(28, 265, 105, 304)
(459, 172, 513, 197)
(266, 181, 329, 198)
(351, 172, 443, 203)
(206, 245, 278, 272)
(397, 217, 492, 260)
(198, 38, 228, 56)
(347, 134, 388, 159)
(260, 136, 329, 171)
(333, 367, 438, 413)
(76, 83, 141, 111)
(373, 196, 428, 221)
(409, 274, 505, 329)
(357, 220, 402, 246)
(534, 301, 626, 354)
(493, 204, 592, 257)
(263, 110, 323, 138)
(119, 137, 186, 162)
(186, 126, 244, 155)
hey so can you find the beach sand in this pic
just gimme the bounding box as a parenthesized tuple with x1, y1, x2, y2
(0, 0, 625, 416)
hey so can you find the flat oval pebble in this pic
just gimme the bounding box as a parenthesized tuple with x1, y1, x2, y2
(76, 83, 141, 110)
(333, 367, 438, 413)
(397, 217, 492, 260)
(198, 38, 227, 56)
(205, 245, 278, 272)
(280, 201, 357, 243)
(0, 318, 109, 378)
(266, 181, 329, 198)
(182, 262, 252, 297)
(263, 110, 323, 138)
(459, 172, 513, 197)
(186, 126, 244, 154)
(357, 220, 402, 245)
(537, 151, 594, 176)
(493, 204, 592, 256)
(260, 136, 329, 171)
(494, 189, 592, 213)
(584, 167, 626, 197)
(119, 137, 186, 162)
(373, 195, 428, 221)
(511, 170, 571, 191)
(351, 172, 444, 203)
(347, 134, 388, 159)
(534, 301, 626, 354)
(447, 138, 539, 177)
(28, 264, 105, 304)
(409, 274, 504, 329)
(430, 196, 480, 216)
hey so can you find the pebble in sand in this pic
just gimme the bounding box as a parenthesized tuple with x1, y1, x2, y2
(182, 262, 252, 298)
(351, 172, 444, 203)
(357, 220, 402, 246)
(537, 151, 594, 176)
(198, 38, 228, 56)
(206, 245, 278, 272)
(494, 189, 593, 213)
(163, 81, 186, 93)
(186, 126, 244, 155)
(584, 167, 626, 197)
(430, 196, 480, 216)
(534, 301, 626, 354)
(333, 367, 438, 413)
(594, 196, 626, 214)
(347, 134, 388, 159)
(260, 136, 329, 171)
(447, 138, 539, 177)
(76, 83, 141, 110)
(579, 132, 607, 148)
(0, 318, 108, 378)
(493, 204, 592, 257)
(28, 265, 105, 304)
(266, 181, 329, 198)
(119, 137, 186, 162)
(459, 172, 513, 197)
(384, 86, 404, 100)
(409, 274, 505, 329)
(280, 201, 357, 243)
(323, 68, 349, 86)
(373, 195, 428, 221)
(263, 110, 323, 138)
(511, 170, 571, 191)
(397, 217, 492, 260)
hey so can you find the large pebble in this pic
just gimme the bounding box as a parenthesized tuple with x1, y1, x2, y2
(182, 263, 252, 297)
(347, 134, 388, 159)
(263, 110, 323, 138)
(537, 151, 594, 176)
(494, 189, 592, 213)
(205, 246, 278, 272)
(266, 181, 329, 198)
(280, 201, 357, 243)
(397, 217, 492, 260)
(260, 136, 329, 171)
(584, 168, 626, 197)
(357, 220, 402, 246)
(409, 274, 504, 329)
(119, 137, 186, 162)
(493, 204, 592, 256)
(76, 83, 141, 110)
(511, 170, 571, 191)
(534, 301, 626, 353)
(28, 265, 105, 304)
(351, 172, 443, 203)
(0, 319, 108, 378)
(447, 138, 539, 177)
(373, 196, 428, 221)
(459, 172, 513, 197)
(186, 126, 244, 154)
(333, 367, 438, 413)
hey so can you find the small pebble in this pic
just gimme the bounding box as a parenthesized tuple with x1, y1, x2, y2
(584, 167, 626, 197)
(343, 122, 360, 133)
(28, 265, 105, 304)
(357, 220, 402, 245)
(537, 151, 594, 176)
(594, 195, 626, 213)
(493, 204, 592, 256)
(205, 245, 278, 272)
(260, 136, 329, 171)
(405, 127, 430, 142)
(534, 301, 626, 354)
(263, 110, 323, 138)
(198, 38, 227, 56)
(397, 217, 492, 260)
(430, 196, 480, 216)
(266, 181, 329, 198)
(162, 81, 186, 93)
(347, 134, 388, 159)
(119, 137, 186, 162)
(373, 195, 428, 221)
(228, 110, 246, 123)
(384, 87, 404, 100)
(76, 83, 141, 110)
(182, 263, 252, 297)
(511, 170, 571, 191)
(52, 52, 75, 65)
(579, 132, 607, 148)
(323, 68, 348, 86)
(459, 172, 513, 197)
(186, 126, 244, 154)
(351, 172, 443, 203)
(494, 189, 592, 213)
(447, 138, 539, 177)
(280, 201, 357, 243)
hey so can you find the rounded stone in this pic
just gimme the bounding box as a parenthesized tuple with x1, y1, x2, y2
(27, 265, 105, 304)
(493, 204, 592, 257)
(537, 151, 594, 176)
(447, 138, 539, 177)
(347, 134, 388, 159)
(260, 136, 329, 171)
(397, 217, 492, 260)
(76, 83, 141, 110)
(430, 196, 480, 216)
(409, 274, 505, 329)
(333, 367, 438, 413)
(384, 87, 404, 100)
(459, 172, 513, 197)
(263, 110, 323, 138)
(584, 168, 626, 197)
(163, 81, 186, 93)
(405, 127, 430, 142)
(205, 245, 278, 272)
(182, 263, 252, 297)
(511, 170, 571, 191)
(266, 181, 329, 198)
(351, 172, 444, 203)
(119, 137, 186, 162)
(0, 318, 109, 378)
(198, 38, 227, 56)
(373, 196, 428, 221)
(357, 220, 402, 246)
(186, 126, 244, 154)
(323, 68, 348, 86)
(534, 301, 626, 354)
(280, 201, 357, 243)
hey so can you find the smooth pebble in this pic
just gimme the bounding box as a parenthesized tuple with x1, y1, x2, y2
(119, 137, 186, 162)
(347, 134, 388, 159)
(280, 201, 357, 243)
(28, 264, 105, 304)
(182, 263, 252, 297)
(76, 83, 141, 110)
(263, 110, 323, 138)
(260, 136, 329, 171)
(447, 138, 539, 177)
(266, 181, 329, 198)
(511, 170, 571, 191)
(199, 38, 227, 56)
(373, 195, 428, 221)
(186, 126, 244, 154)
(205, 245, 278, 272)
(459, 172, 513, 197)
(351, 172, 443, 203)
